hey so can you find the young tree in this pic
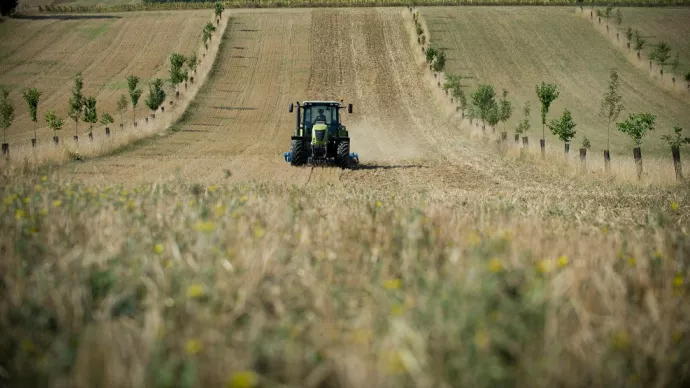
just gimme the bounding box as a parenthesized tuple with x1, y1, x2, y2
(615, 8, 623, 26)
(169, 53, 188, 96)
(625, 26, 633, 43)
(650, 41, 672, 74)
(145, 78, 166, 116)
(0, 87, 14, 145)
(515, 101, 531, 141)
(431, 50, 446, 73)
(685, 72, 690, 89)
(116, 93, 129, 125)
(458, 88, 468, 115)
(22, 87, 41, 142)
(45, 111, 64, 141)
(603, 6, 613, 20)
(486, 101, 500, 133)
(204, 22, 217, 42)
(189, 53, 199, 75)
(471, 84, 497, 131)
(425, 46, 438, 64)
(671, 52, 680, 73)
(127, 75, 142, 125)
(498, 88, 513, 134)
(634, 29, 646, 52)
(100, 112, 114, 135)
(202, 29, 212, 50)
(617, 112, 656, 178)
(214, 1, 224, 20)
(662, 126, 690, 179)
(548, 109, 577, 153)
(68, 72, 84, 139)
(82, 96, 98, 137)
(599, 69, 624, 156)
(535, 82, 559, 153)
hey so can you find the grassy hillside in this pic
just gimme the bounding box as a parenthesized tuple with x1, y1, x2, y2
(422, 6, 690, 157)
(0, 10, 211, 143)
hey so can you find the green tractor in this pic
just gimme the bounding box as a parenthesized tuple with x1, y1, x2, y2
(283, 100, 359, 168)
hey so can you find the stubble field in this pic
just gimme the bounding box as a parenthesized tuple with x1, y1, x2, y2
(1, 6, 690, 388)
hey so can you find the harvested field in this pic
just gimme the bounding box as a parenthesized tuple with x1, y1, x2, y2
(0, 9, 212, 144)
(422, 6, 690, 157)
(1, 6, 690, 388)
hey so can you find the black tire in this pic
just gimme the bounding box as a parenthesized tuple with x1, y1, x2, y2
(336, 141, 350, 168)
(291, 138, 307, 166)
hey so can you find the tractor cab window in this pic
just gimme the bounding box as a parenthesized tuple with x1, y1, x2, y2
(304, 106, 338, 129)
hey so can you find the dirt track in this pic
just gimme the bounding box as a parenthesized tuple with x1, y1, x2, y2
(62, 8, 504, 195)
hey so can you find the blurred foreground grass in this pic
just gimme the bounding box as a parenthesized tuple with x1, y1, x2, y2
(1, 170, 690, 388)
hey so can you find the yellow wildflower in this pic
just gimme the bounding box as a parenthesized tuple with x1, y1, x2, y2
(194, 221, 217, 233)
(536, 260, 552, 274)
(653, 251, 663, 260)
(381, 351, 406, 374)
(41, 176, 47, 182)
(208, 185, 219, 193)
(187, 284, 206, 299)
(390, 304, 405, 316)
(487, 258, 504, 273)
(474, 328, 490, 350)
(15, 209, 25, 220)
(558, 255, 569, 267)
(22, 197, 30, 204)
(153, 244, 164, 254)
(627, 257, 636, 267)
(601, 226, 608, 234)
(672, 330, 682, 343)
(383, 278, 401, 290)
(34, 185, 42, 192)
(612, 330, 630, 350)
(3, 194, 16, 205)
(375, 200, 382, 208)
(185, 339, 202, 355)
(214, 204, 226, 217)
(670, 201, 679, 211)
(352, 328, 372, 345)
(240, 195, 248, 203)
(673, 275, 684, 288)
(52, 200, 62, 208)
(39, 208, 48, 216)
(227, 371, 258, 388)
(253, 227, 265, 239)
(164, 259, 173, 269)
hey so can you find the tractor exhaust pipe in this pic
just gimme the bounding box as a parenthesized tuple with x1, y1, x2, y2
(296, 102, 301, 136)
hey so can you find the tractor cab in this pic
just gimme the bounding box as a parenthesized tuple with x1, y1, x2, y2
(284, 100, 358, 168)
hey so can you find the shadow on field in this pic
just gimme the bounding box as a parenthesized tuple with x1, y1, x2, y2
(352, 163, 426, 170)
(14, 14, 122, 21)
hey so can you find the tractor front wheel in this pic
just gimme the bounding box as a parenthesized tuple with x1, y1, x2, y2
(291, 138, 307, 166)
(336, 141, 350, 168)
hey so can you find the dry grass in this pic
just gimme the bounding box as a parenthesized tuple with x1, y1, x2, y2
(421, 6, 690, 158)
(0, 9, 212, 145)
(1, 167, 689, 388)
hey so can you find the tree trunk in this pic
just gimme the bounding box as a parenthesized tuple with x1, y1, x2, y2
(501, 132, 507, 141)
(1, 143, 8, 156)
(106, 127, 110, 137)
(31, 138, 36, 147)
(633, 147, 643, 180)
(564, 143, 570, 153)
(74, 119, 78, 137)
(604, 150, 611, 172)
(672, 146, 682, 180)
(53, 136, 59, 145)
(522, 136, 529, 148)
(540, 139, 545, 158)
(515, 134, 520, 143)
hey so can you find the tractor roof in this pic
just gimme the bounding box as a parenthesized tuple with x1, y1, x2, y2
(302, 101, 341, 106)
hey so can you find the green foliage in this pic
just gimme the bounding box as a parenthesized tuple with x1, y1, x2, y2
(661, 126, 690, 148)
(0, 87, 14, 133)
(204, 22, 216, 35)
(486, 101, 500, 129)
(45, 111, 64, 136)
(146, 78, 167, 112)
(535, 82, 559, 140)
(68, 73, 84, 133)
(581, 136, 591, 150)
(431, 50, 446, 73)
(22, 88, 41, 124)
(599, 69, 624, 151)
(188, 53, 199, 73)
(625, 26, 633, 42)
(604, 6, 613, 19)
(82, 96, 98, 134)
(650, 41, 672, 67)
(498, 89, 513, 131)
(616, 112, 656, 147)
(548, 109, 577, 143)
(100, 113, 114, 126)
(202, 29, 212, 46)
(685, 72, 690, 83)
(614, 8, 622, 25)
(634, 30, 646, 51)
(116, 94, 129, 123)
(471, 84, 497, 128)
(169, 53, 189, 91)
(515, 101, 531, 135)
(425, 46, 438, 64)
(214, 1, 224, 18)
(127, 76, 143, 123)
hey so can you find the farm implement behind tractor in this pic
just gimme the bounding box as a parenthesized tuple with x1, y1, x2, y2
(283, 100, 359, 168)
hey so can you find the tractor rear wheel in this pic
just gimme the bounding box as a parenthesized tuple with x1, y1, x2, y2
(336, 141, 350, 168)
(291, 138, 307, 166)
